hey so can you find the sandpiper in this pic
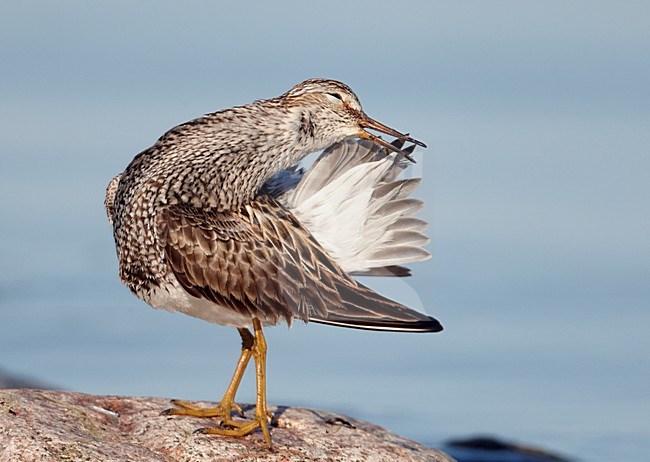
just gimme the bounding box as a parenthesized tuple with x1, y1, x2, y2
(105, 78, 442, 446)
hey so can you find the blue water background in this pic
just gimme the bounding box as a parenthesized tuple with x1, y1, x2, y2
(1, 2, 648, 461)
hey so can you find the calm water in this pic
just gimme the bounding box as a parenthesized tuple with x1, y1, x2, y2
(1, 2, 649, 461)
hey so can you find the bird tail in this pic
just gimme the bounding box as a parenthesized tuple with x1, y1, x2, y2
(284, 139, 430, 277)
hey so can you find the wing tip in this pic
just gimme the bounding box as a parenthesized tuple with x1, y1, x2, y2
(310, 315, 443, 333)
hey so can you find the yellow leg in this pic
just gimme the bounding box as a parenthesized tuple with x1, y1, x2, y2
(162, 328, 254, 420)
(199, 318, 272, 447)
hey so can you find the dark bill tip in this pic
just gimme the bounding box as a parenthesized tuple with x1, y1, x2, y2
(410, 138, 427, 148)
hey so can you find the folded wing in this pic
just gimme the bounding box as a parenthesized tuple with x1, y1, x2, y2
(156, 197, 441, 332)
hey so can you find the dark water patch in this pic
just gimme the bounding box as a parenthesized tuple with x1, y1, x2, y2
(444, 435, 576, 462)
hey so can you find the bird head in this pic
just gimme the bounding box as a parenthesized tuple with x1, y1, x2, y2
(282, 79, 426, 162)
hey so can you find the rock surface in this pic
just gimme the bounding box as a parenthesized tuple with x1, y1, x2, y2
(0, 389, 453, 461)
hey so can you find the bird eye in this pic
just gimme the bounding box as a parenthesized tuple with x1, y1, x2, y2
(326, 92, 344, 103)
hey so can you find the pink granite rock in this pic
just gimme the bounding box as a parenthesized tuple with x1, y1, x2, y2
(0, 389, 453, 461)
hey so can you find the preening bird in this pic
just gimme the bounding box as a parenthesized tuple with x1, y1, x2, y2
(105, 78, 442, 446)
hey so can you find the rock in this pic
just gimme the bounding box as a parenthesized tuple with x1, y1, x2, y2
(0, 389, 453, 461)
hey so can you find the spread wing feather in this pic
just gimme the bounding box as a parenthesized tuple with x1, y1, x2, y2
(277, 139, 431, 277)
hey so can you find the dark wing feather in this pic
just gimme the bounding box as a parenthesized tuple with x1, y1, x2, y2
(156, 196, 442, 332)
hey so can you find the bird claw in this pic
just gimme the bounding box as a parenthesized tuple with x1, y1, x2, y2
(232, 402, 245, 417)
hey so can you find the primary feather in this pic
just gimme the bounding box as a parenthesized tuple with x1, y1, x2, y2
(274, 139, 431, 277)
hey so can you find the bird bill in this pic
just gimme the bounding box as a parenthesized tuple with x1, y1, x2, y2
(357, 115, 425, 163)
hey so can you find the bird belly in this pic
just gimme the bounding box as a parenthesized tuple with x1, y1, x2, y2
(146, 281, 259, 328)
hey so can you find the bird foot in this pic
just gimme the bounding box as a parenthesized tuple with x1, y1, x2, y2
(194, 415, 271, 448)
(196, 408, 272, 447)
(161, 399, 244, 419)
